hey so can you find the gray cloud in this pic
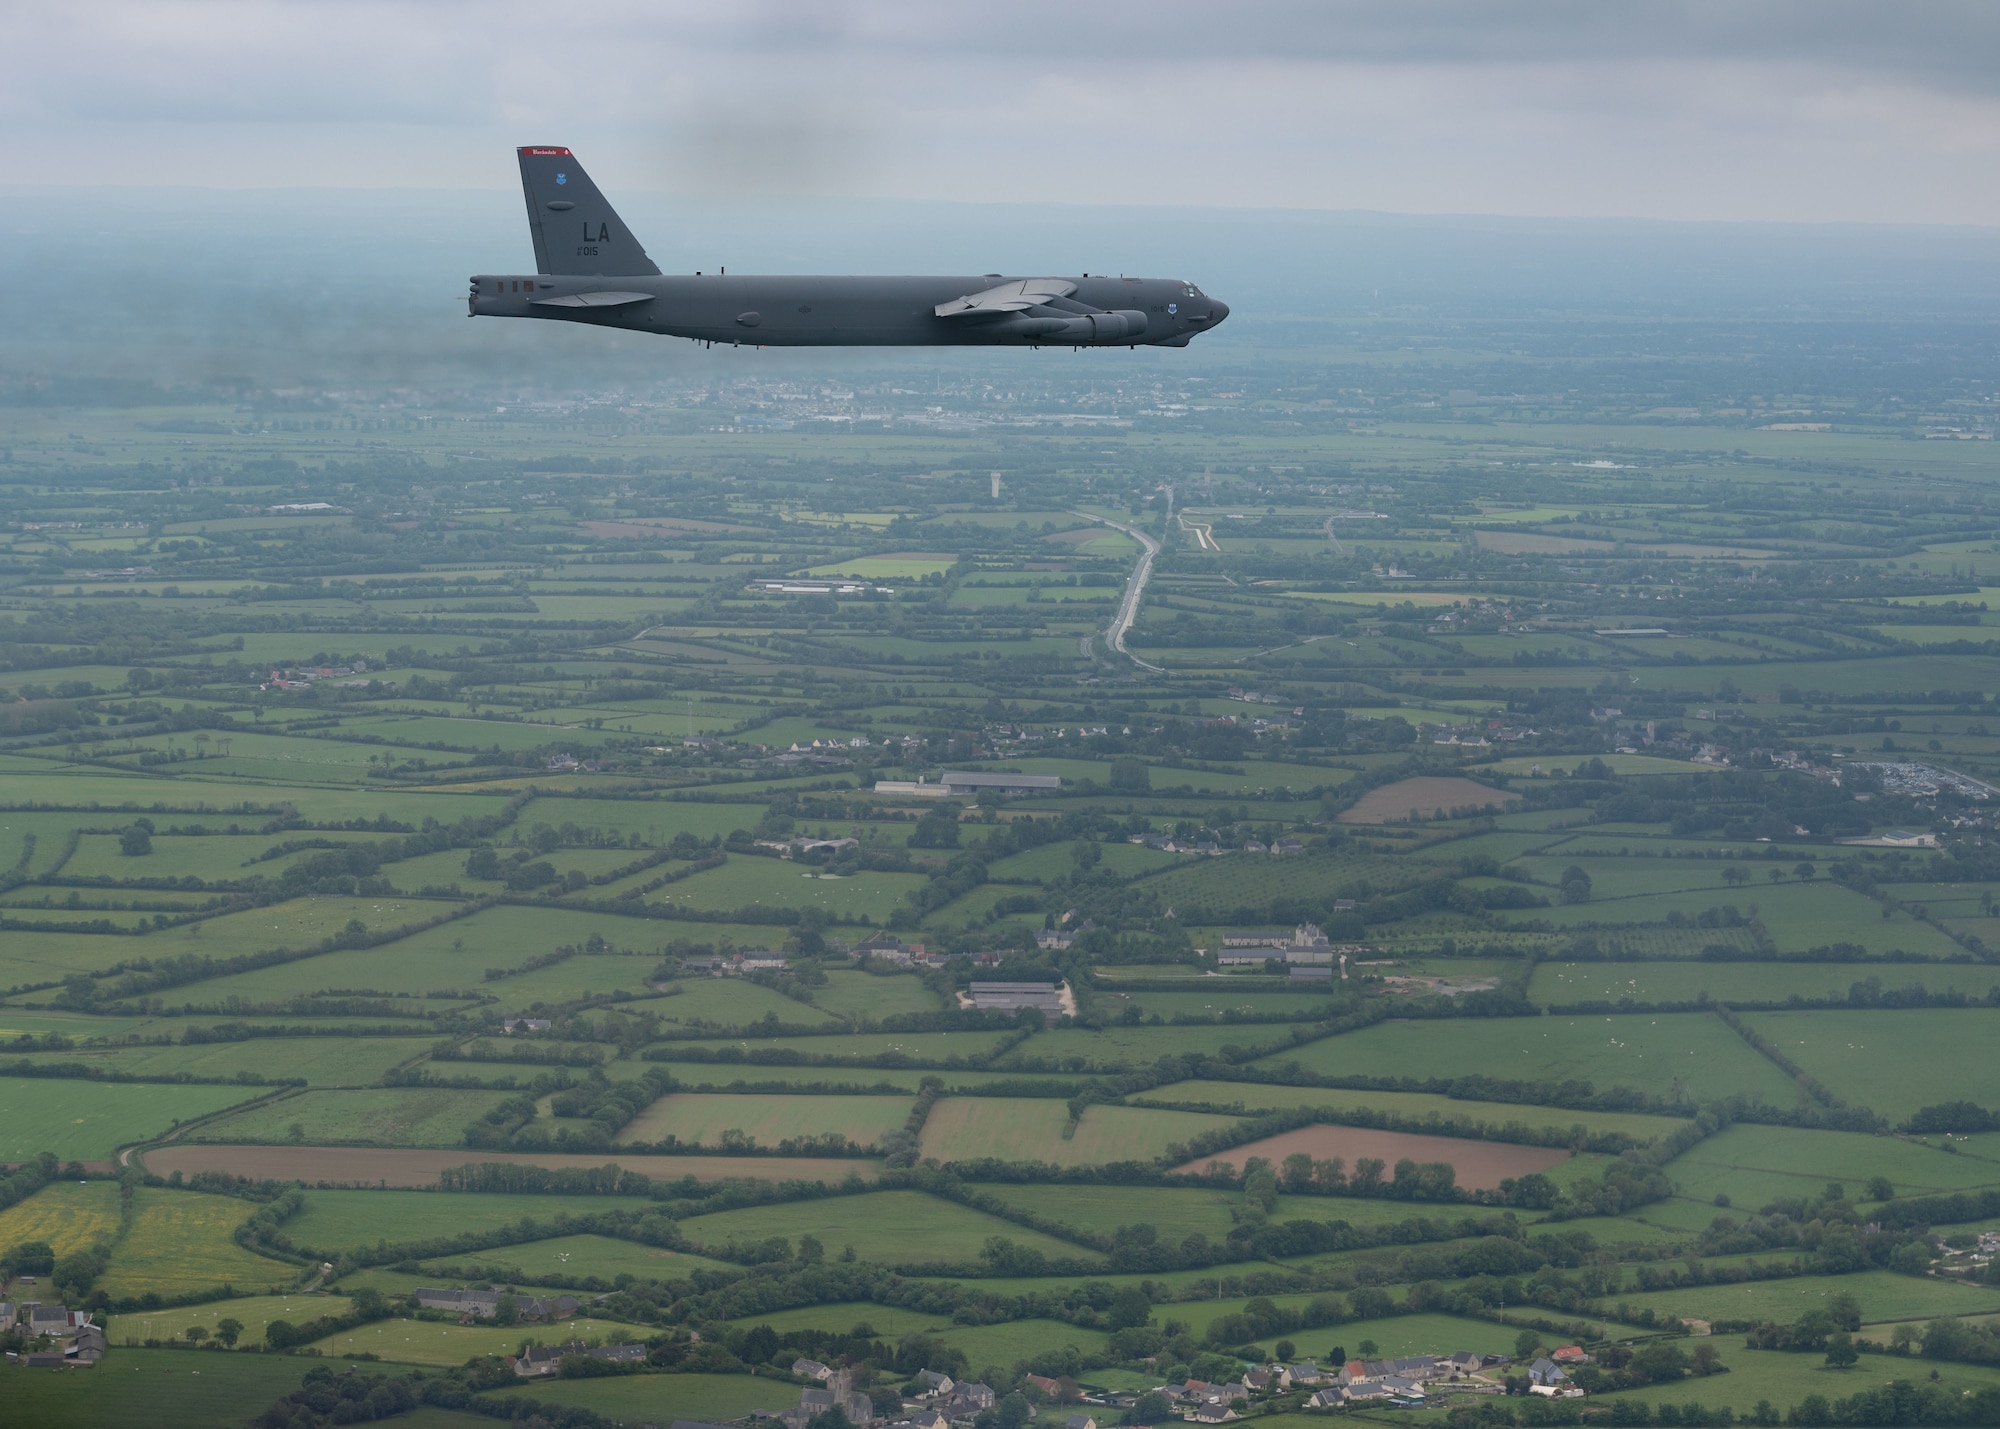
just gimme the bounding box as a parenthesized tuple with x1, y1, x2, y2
(1, 0, 1995, 224)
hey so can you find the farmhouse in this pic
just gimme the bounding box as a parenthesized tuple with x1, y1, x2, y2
(506, 1341, 637, 1377)
(24, 1304, 89, 1336)
(1527, 1357, 1581, 1396)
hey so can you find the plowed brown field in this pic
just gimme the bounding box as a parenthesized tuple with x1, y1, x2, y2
(1336, 776, 1520, 823)
(1175, 1125, 1565, 1191)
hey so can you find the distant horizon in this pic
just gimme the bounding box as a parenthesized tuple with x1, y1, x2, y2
(7, 183, 1999, 235)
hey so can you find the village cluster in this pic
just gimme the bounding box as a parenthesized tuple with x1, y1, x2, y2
(743, 1348, 1576, 1429)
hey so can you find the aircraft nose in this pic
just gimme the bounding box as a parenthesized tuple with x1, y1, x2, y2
(1208, 299, 1230, 326)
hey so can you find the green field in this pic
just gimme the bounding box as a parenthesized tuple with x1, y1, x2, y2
(1004, 1023, 1302, 1071)
(307, 1314, 631, 1365)
(1738, 1008, 2000, 1120)
(1252, 1011, 1801, 1106)
(651, 856, 927, 920)
(478, 1372, 799, 1423)
(16, 1035, 430, 1086)
(646, 1029, 1017, 1065)
(980, 1183, 1385, 1241)
(919, 1096, 1237, 1166)
(0, 1178, 123, 1258)
(936, 1317, 1112, 1374)
(809, 968, 945, 1019)
(104, 1293, 354, 1348)
(138, 908, 663, 1007)
(283, 1188, 658, 1255)
(1531, 959, 2000, 1007)
(98, 1188, 297, 1298)
(1524, 881, 1965, 958)
(1667, 1124, 2000, 1205)
(1132, 1078, 1693, 1141)
(618, 1091, 913, 1148)
(0, 1346, 381, 1429)
(676, 1188, 1101, 1266)
(424, 1232, 736, 1284)
(651, 978, 843, 1029)
(0, 1076, 260, 1160)
(189, 1087, 512, 1147)
(1592, 1347, 2000, 1416)
(1605, 1267, 2000, 1327)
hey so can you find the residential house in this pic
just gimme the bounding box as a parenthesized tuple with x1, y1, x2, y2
(793, 1358, 835, 1381)
(915, 1370, 956, 1399)
(0, 1301, 14, 1328)
(1527, 1358, 1571, 1395)
(936, 1376, 1000, 1416)
(1242, 1366, 1291, 1393)
(1445, 1352, 1483, 1376)
(901, 1410, 951, 1429)
(511, 1343, 574, 1377)
(25, 1305, 88, 1336)
(1287, 1362, 1323, 1386)
(1065, 1416, 1097, 1429)
(1552, 1346, 1589, 1366)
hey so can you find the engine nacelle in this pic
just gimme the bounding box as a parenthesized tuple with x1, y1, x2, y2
(1057, 310, 1148, 342)
(984, 308, 1151, 343)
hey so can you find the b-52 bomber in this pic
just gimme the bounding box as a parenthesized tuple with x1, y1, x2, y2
(470, 147, 1228, 350)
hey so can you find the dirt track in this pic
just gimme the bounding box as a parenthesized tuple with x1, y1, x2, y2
(1175, 1125, 1565, 1191)
(139, 1144, 881, 1188)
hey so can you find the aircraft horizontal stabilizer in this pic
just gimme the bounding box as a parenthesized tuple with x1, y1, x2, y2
(531, 291, 655, 309)
(935, 278, 1079, 318)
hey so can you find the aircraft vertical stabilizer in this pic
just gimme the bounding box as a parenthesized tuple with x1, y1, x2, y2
(517, 147, 661, 278)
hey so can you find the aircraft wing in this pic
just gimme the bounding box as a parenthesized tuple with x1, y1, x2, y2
(532, 291, 655, 309)
(934, 278, 1079, 318)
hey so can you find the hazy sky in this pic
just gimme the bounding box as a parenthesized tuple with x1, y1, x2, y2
(5, 0, 1998, 225)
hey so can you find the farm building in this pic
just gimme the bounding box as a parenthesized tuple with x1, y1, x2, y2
(966, 981, 1067, 1015)
(936, 770, 1062, 795)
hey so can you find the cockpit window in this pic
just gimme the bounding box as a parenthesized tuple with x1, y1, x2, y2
(1184, 285, 1202, 298)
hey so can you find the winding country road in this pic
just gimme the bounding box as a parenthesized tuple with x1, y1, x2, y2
(1070, 502, 1167, 674)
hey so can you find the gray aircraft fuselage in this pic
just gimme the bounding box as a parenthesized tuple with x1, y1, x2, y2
(468, 271, 1226, 347)
(469, 146, 1228, 349)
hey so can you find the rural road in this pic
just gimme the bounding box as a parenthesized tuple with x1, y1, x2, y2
(1071, 504, 1168, 674)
